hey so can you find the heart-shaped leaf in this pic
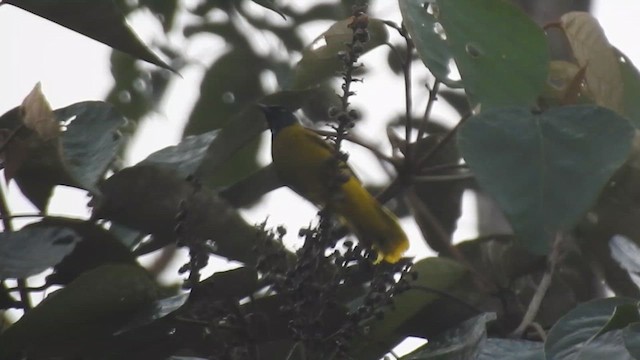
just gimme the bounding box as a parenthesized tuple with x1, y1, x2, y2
(458, 105, 634, 254)
(545, 297, 637, 360)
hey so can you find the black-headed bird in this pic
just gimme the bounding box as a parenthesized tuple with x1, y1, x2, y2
(259, 104, 409, 263)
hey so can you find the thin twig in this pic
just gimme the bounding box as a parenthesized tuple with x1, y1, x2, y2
(313, 129, 398, 166)
(511, 232, 563, 338)
(420, 163, 468, 174)
(417, 113, 471, 168)
(417, 80, 441, 140)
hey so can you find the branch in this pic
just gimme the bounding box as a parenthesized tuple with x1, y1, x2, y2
(511, 232, 564, 338)
(417, 80, 441, 140)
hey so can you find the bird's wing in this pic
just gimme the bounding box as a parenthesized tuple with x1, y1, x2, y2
(301, 128, 362, 183)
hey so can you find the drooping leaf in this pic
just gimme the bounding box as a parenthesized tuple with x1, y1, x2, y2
(291, 17, 389, 89)
(4, 0, 173, 70)
(560, 12, 623, 114)
(398, 0, 462, 87)
(545, 297, 636, 360)
(0, 264, 159, 360)
(401, 313, 496, 359)
(458, 105, 634, 254)
(0, 225, 80, 280)
(435, 0, 549, 109)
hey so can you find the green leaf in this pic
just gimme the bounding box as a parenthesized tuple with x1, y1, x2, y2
(477, 339, 544, 360)
(0, 264, 159, 359)
(545, 297, 636, 360)
(0, 225, 80, 280)
(623, 323, 640, 358)
(401, 313, 496, 359)
(350, 257, 470, 359)
(115, 292, 188, 335)
(458, 105, 634, 254)
(595, 303, 640, 337)
(57, 101, 128, 193)
(398, 0, 462, 88)
(219, 165, 282, 208)
(4, 0, 173, 71)
(193, 88, 324, 183)
(435, 0, 549, 109)
(291, 18, 389, 89)
(141, 130, 219, 178)
(28, 217, 138, 285)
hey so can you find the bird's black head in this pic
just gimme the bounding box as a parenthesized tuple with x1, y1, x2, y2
(257, 104, 298, 135)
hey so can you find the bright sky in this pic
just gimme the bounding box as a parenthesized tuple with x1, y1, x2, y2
(0, 0, 637, 356)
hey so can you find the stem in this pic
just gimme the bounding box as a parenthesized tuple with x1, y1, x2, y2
(511, 232, 563, 338)
(313, 129, 398, 166)
(412, 172, 473, 183)
(0, 183, 31, 310)
(417, 113, 471, 169)
(417, 80, 441, 140)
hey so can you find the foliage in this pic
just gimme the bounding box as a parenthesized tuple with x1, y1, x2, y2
(0, 0, 639, 359)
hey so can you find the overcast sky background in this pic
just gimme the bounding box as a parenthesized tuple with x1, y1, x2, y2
(0, 0, 636, 354)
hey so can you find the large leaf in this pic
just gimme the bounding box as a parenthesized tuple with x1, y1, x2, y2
(398, 0, 462, 88)
(4, 0, 173, 70)
(0, 225, 80, 280)
(401, 313, 496, 359)
(141, 130, 219, 178)
(291, 17, 389, 89)
(0, 95, 126, 210)
(435, 0, 549, 109)
(0, 264, 159, 359)
(350, 257, 470, 359)
(192, 88, 323, 183)
(545, 297, 637, 360)
(458, 105, 634, 254)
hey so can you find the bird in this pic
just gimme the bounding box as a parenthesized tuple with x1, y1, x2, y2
(258, 104, 409, 263)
